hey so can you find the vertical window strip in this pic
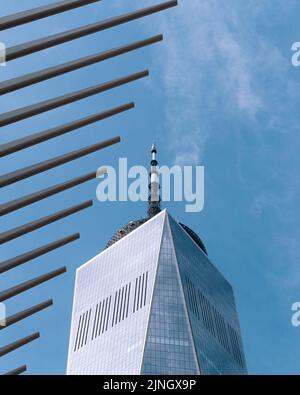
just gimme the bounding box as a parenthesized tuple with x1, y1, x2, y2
(84, 309, 92, 345)
(118, 287, 124, 323)
(217, 312, 226, 350)
(196, 286, 202, 319)
(203, 296, 211, 333)
(228, 324, 239, 363)
(197, 291, 204, 322)
(91, 304, 99, 341)
(217, 310, 225, 347)
(111, 292, 117, 327)
(136, 275, 141, 312)
(79, 311, 88, 349)
(144, 272, 148, 306)
(189, 279, 196, 315)
(101, 298, 108, 334)
(206, 299, 216, 336)
(219, 313, 227, 350)
(189, 280, 196, 315)
(231, 327, 240, 364)
(232, 328, 244, 367)
(105, 295, 112, 332)
(197, 290, 206, 327)
(231, 327, 239, 364)
(223, 319, 231, 352)
(228, 324, 234, 357)
(98, 299, 106, 336)
(204, 296, 213, 335)
(115, 289, 121, 326)
(140, 273, 145, 309)
(204, 297, 212, 333)
(74, 314, 82, 352)
(95, 301, 102, 336)
(133, 278, 138, 313)
(214, 308, 221, 343)
(213, 307, 223, 345)
(200, 292, 210, 331)
(220, 314, 230, 352)
(122, 285, 128, 321)
(126, 282, 131, 318)
(184, 277, 191, 311)
(186, 278, 195, 315)
(191, 282, 200, 319)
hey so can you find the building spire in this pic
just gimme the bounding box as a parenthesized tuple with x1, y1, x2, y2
(148, 143, 161, 218)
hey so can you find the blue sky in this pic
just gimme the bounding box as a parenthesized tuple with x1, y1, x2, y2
(1, 0, 300, 375)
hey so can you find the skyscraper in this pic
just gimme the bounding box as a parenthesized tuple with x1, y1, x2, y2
(67, 146, 247, 375)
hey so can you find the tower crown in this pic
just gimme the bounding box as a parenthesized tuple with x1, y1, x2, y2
(106, 145, 207, 256)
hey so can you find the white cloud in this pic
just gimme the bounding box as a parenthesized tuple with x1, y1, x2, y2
(150, 0, 266, 164)
(148, 0, 300, 293)
(142, 0, 297, 166)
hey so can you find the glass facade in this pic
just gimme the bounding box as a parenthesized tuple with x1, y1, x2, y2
(168, 214, 247, 375)
(67, 210, 247, 375)
(67, 212, 166, 375)
(141, 218, 199, 375)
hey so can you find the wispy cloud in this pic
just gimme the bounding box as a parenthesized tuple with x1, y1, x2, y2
(151, 0, 265, 163)
(145, 0, 297, 165)
(147, 0, 300, 292)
